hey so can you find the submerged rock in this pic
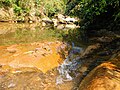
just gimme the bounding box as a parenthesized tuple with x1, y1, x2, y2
(42, 17, 53, 24)
(56, 24, 65, 30)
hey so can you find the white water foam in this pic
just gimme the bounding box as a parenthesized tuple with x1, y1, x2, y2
(56, 44, 83, 85)
(56, 56, 82, 84)
(56, 57, 73, 85)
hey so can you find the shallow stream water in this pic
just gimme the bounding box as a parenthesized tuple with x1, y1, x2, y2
(0, 22, 85, 90)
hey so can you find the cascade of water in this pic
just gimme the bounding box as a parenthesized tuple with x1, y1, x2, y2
(56, 42, 83, 85)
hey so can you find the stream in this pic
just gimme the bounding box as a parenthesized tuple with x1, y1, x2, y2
(0, 22, 85, 90)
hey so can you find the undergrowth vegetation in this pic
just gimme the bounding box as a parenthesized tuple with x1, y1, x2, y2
(0, 0, 66, 17)
(0, 0, 119, 32)
(65, 0, 120, 31)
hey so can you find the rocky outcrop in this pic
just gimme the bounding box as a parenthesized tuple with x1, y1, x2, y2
(0, 8, 33, 23)
(78, 37, 120, 90)
(0, 6, 80, 29)
(0, 41, 68, 73)
(42, 14, 80, 29)
(80, 43, 101, 58)
(0, 6, 42, 23)
(79, 60, 120, 90)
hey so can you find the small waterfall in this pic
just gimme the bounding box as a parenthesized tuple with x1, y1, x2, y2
(56, 43, 83, 85)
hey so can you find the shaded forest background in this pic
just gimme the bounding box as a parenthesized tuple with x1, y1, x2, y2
(0, 0, 119, 32)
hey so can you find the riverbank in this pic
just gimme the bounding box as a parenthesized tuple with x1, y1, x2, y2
(76, 31, 120, 90)
(0, 22, 119, 90)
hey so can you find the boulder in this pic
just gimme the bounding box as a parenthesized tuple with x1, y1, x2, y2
(52, 18, 58, 27)
(65, 24, 80, 29)
(42, 17, 53, 24)
(64, 17, 78, 22)
(42, 22, 46, 26)
(57, 14, 65, 20)
(80, 43, 101, 57)
(56, 24, 65, 30)
(79, 62, 120, 90)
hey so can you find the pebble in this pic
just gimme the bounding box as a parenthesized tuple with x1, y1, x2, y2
(7, 48, 16, 53)
(8, 83, 16, 88)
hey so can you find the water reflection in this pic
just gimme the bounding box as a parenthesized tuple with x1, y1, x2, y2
(0, 22, 59, 45)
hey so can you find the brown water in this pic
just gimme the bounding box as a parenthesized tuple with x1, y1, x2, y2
(0, 22, 75, 90)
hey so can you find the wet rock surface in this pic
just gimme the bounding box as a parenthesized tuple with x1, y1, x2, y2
(0, 67, 73, 90)
(77, 38, 120, 90)
(0, 41, 75, 90)
(79, 58, 120, 90)
(0, 41, 67, 73)
(42, 14, 80, 29)
(0, 22, 77, 90)
(0, 36, 119, 90)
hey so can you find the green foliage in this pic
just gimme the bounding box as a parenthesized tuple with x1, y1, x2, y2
(17, 0, 34, 13)
(62, 0, 69, 4)
(40, 0, 66, 17)
(13, 4, 22, 15)
(65, 0, 80, 15)
(0, 0, 66, 17)
(0, 0, 13, 7)
(66, 0, 120, 30)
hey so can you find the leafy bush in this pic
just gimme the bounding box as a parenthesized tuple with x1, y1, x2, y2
(66, 0, 120, 30)
(0, 0, 13, 7)
(0, 0, 66, 18)
(16, 0, 66, 17)
(13, 4, 22, 15)
(40, 0, 66, 17)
